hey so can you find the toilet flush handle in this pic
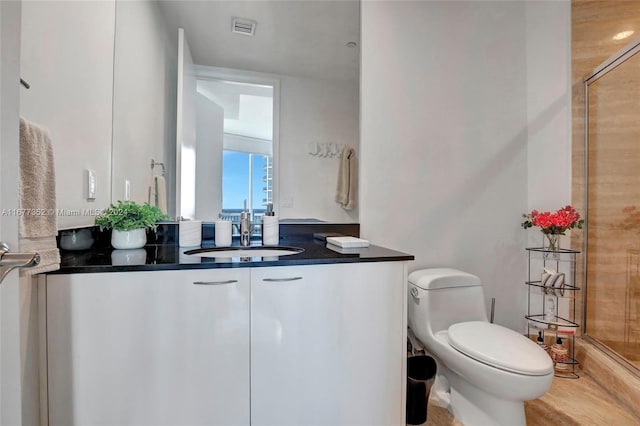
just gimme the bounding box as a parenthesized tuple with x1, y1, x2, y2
(410, 286, 420, 299)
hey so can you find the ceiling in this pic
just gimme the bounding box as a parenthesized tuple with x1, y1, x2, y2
(158, 0, 360, 82)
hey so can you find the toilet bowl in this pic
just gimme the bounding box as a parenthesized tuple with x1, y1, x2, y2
(408, 268, 553, 426)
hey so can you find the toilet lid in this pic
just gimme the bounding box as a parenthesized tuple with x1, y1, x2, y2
(447, 321, 553, 376)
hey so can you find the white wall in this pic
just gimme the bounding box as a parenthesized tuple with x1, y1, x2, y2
(111, 0, 177, 217)
(524, 1, 572, 322)
(278, 75, 359, 222)
(361, 0, 556, 331)
(20, 1, 115, 229)
(525, 1, 572, 247)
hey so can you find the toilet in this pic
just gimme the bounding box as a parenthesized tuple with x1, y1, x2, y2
(408, 268, 553, 426)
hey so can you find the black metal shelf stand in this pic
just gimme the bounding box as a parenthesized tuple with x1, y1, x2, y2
(526, 247, 580, 379)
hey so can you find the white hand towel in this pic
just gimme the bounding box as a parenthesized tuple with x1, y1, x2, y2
(335, 146, 357, 210)
(19, 117, 60, 275)
(149, 175, 167, 214)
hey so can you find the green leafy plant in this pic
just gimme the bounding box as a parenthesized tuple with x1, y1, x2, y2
(95, 201, 168, 232)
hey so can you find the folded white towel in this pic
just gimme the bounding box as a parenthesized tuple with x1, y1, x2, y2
(19, 117, 60, 275)
(335, 146, 357, 210)
(326, 236, 370, 248)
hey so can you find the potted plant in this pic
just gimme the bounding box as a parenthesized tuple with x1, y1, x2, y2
(95, 201, 168, 249)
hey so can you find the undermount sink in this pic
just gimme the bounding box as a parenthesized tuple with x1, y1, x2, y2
(184, 246, 305, 258)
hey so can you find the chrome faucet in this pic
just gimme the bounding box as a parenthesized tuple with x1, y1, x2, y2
(239, 210, 252, 247)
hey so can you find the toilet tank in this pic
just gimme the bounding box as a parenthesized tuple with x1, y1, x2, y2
(408, 268, 489, 338)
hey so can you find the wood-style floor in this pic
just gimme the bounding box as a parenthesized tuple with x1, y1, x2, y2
(417, 372, 639, 425)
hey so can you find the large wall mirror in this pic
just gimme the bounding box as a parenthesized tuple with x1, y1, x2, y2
(112, 0, 360, 223)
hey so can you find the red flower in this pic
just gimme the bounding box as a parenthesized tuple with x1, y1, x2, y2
(521, 205, 583, 234)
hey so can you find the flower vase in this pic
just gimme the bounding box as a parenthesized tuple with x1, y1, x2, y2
(544, 232, 561, 259)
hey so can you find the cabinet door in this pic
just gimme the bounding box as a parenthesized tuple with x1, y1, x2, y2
(46, 269, 250, 426)
(250, 262, 406, 426)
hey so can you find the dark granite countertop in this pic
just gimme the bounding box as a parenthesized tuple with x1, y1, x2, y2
(53, 239, 414, 274)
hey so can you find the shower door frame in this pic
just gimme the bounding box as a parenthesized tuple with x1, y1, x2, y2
(583, 35, 640, 377)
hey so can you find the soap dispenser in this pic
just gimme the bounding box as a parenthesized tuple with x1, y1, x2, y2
(262, 203, 279, 246)
(239, 200, 252, 247)
(536, 331, 548, 352)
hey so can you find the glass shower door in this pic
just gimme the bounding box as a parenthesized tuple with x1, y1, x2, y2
(586, 43, 640, 369)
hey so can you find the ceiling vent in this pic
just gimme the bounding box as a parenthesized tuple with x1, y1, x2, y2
(232, 18, 257, 36)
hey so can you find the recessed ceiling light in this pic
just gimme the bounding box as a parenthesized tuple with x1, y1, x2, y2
(613, 30, 634, 41)
(346, 41, 357, 48)
(232, 18, 257, 36)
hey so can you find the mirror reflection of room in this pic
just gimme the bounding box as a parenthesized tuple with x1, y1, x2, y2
(20, 0, 359, 230)
(114, 0, 360, 224)
(196, 78, 274, 224)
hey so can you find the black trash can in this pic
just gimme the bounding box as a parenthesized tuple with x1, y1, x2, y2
(406, 355, 437, 425)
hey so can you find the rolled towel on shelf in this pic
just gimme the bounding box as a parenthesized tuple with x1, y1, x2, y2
(541, 268, 565, 296)
(18, 117, 60, 275)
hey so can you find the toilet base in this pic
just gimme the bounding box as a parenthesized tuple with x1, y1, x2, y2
(448, 374, 526, 426)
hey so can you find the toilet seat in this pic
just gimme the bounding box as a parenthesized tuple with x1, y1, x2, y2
(447, 321, 553, 376)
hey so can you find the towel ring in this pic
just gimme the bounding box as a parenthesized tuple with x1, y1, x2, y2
(150, 159, 165, 177)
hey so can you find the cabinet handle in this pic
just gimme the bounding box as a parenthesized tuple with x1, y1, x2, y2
(193, 280, 238, 285)
(262, 277, 303, 282)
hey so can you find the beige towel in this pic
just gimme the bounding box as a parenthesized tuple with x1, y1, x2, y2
(335, 146, 357, 210)
(149, 175, 167, 214)
(19, 117, 60, 275)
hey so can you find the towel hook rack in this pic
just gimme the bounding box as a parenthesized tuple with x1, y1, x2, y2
(307, 142, 344, 158)
(0, 242, 40, 284)
(150, 159, 165, 177)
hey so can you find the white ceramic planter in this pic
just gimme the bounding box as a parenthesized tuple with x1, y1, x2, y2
(111, 248, 147, 265)
(111, 228, 147, 250)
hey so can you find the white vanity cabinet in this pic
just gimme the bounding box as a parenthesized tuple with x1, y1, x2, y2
(44, 261, 407, 426)
(45, 269, 251, 426)
(250, 262, 406, 426)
